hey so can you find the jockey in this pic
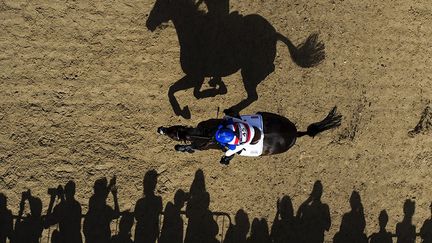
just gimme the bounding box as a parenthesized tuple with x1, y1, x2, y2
(214, 115, 255, 165)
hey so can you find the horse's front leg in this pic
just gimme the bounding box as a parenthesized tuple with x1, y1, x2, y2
(169, 75, 202, 119)
(226, 68, 263, 114)
(174, 144, 195, 153)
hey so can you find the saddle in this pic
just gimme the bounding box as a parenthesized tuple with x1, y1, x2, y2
(237, 114, 264, 157)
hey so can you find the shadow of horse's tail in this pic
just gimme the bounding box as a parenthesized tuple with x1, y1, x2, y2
(276, 32, 325, 68)
(297, 106, 342, 138)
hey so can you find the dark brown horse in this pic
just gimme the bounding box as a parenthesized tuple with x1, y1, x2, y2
(157, 107, 341, 163)
(146, 0, 325, 119)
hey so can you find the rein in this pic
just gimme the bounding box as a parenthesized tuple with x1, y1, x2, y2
(187, 135, 213, 140)
(175, 128, 213, 142)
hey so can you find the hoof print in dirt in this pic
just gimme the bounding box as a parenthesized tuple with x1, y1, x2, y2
(409, 104, 432, 137)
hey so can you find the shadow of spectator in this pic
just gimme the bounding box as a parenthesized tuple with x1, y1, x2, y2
(247, 218, 271, 243)
(44, 181, 83, 243)
(333, 191, 367, 243)
(296, 180, 331, 243)
(369, 210, 393, 243)
(110, 211, 134, 243)
(396, 199, 416, 243)
(420, 202, 432, 243)
(134, 170, 163, 243)
(0, 193, 13, 243)
(224, 209, 250, 243)
(160, 189, 186, 243)
(184, 169, 219, 243)
(83, 176, 120, 243)
(271, 195, 298, 243)
(12, 190, 43, 243)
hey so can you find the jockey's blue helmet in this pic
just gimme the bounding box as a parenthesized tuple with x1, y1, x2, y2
(215, 127, 235, 144)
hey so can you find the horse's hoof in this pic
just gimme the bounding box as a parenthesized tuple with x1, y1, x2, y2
(180, 106, 191, 119)
(157, 127, 166, 135)
(173, 106, 191, 119)
(174, 145, 185, 152)
(218, 87, 228, 95)
(218, 86, 227, 95)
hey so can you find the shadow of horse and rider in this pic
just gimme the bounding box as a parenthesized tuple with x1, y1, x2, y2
(146, 0, 325, 119)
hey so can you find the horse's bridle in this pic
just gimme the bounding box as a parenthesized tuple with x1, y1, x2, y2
(175, 130, 180, 141)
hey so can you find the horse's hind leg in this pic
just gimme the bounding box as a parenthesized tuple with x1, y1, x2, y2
(227, 66, 273, 113)
(169, 75, 203, 119)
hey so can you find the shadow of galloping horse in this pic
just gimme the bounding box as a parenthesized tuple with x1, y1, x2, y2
(146, 0, 325, 119)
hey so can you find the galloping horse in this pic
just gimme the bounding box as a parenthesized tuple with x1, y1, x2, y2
(157, 107, 342, 163)
(146, 0, 326, 119)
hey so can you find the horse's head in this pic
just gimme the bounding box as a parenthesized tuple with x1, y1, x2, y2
(147, 0, 200, 31)
(146, 0, 177, 31)
(158, 125, 191, 142)
(146, 0, 173, 31)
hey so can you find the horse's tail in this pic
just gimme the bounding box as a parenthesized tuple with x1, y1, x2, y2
(297, 106, 342, 138)
(276, 32, 325, 68)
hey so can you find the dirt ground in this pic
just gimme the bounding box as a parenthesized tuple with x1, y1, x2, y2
(1, 0, 432, 242)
